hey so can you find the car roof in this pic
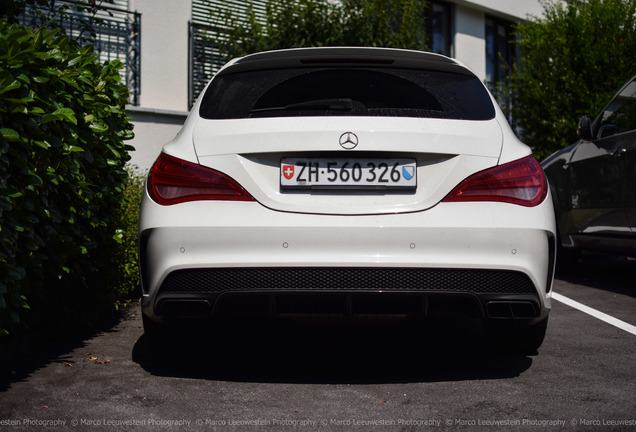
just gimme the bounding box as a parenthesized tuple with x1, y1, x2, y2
(218, 46, 475, 77)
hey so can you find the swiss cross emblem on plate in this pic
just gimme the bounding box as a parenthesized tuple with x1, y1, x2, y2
(282, 165, 295, 180)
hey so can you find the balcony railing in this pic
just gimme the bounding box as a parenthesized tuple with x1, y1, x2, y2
(188, 22, 227, 108)
(18, 2, 141, 105)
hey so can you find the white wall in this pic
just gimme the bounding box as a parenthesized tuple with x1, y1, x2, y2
(127, 108, 187, 170)
(450, 0, 545, 82)
(127, 0, 190, 169)
(448, 0, 544, 21)
(129, 0, 190, 112)
(454, 5, 487, 81)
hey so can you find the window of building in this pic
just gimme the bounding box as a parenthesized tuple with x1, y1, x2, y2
(427, 1, 452, 57)
(485, 16, 515, 91)
(17, 0, 141, 105)
(189, 0, 269, 108)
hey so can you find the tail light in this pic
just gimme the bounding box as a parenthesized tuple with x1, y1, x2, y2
(148, 153, 255, 205)
(442, 155, 547, 207)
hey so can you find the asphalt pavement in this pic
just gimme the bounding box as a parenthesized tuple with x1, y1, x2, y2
(0, 253, 635, 431)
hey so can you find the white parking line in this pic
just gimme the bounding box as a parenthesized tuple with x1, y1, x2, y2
(552, 292, 636, 336)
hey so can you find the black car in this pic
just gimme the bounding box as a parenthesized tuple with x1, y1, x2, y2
(542, 75, 636, 262)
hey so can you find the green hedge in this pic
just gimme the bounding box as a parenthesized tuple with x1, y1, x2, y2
(0, 20, 134, 336)
(112, 165, 145, 304)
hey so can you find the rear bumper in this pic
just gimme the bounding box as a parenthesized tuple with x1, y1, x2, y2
(139, 196, 556, 324)
(151, 268, 545, 323)
(143, 279, 552, 326)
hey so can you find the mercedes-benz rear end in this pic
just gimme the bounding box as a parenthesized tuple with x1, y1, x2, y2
(139, 47, 556, 353)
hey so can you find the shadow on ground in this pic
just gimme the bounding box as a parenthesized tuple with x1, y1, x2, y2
(0, 309, 126, 392)
(555, 252, 636, 298)
(132, 315, 535, 385)
(3, 253, 632, 391)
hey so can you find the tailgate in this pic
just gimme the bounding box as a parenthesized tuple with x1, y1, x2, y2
(193, 117, 502, 215)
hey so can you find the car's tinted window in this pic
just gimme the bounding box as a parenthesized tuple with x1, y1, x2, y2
(598, 79, 636, 137)
(199, 68, 495, 120)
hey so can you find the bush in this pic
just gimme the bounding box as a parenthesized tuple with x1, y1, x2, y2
(212, 0, 427, 61)
(0, 20, 134, 336)
(508, 0, 636, 158)
(112, 165, 145, 303)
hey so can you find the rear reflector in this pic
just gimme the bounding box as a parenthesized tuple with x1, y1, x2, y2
(442, 155, 547, 207)
(148, 153, 255, 205)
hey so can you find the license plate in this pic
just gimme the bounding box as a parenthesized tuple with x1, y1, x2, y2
(280, 158, 417, 189)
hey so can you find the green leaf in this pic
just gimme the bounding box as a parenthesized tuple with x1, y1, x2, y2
(40, 113, 60, 123)
(0, 128, 20, 141)
(79, 45, 94, 56)
(33, 76, 50, 84)
(68, 55, 82, 67)
(11, 104, 28, 115)
(53, 107, 77, 125)
(16, 73, 31, 83)
(89, 122, 109, 133)
(0, 79, 20, 95)
(33, 140, 51, 149)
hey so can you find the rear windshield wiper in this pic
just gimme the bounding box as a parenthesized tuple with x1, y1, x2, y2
(250, 98, 353, 113)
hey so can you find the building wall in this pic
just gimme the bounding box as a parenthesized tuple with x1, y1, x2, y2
(127, 108, 188, 171)
(448, 0, 543, 81)
(129, 0, 190, 111)
(454, 5, 486, 80)
(125, 0, 545, 170)
(127, 0, 190, 169)
(450, 0, 544, 21)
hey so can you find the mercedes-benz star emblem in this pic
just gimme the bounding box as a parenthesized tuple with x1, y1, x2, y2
(339, 132, 358, 150)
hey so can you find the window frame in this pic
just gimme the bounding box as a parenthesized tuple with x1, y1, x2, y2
(427, 1, 453, 57)
(485, 15, 516, 91)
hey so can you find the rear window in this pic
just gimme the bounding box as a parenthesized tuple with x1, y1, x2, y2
(199, 68, 495, 121)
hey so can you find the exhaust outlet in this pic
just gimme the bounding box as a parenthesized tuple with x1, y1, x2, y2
(157, 299, 211, 317)
(486, 301, 538, 319)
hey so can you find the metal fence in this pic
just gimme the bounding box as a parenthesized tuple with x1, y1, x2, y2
(188, 22, 227, 108)
(18, 3, 141, 105)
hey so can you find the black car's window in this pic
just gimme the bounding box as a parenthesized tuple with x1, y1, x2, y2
(598, 78, 636, 138)
(199, 68, 495, 120)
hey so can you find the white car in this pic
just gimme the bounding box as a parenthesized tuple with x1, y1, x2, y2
(139, 47, 556, 353)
